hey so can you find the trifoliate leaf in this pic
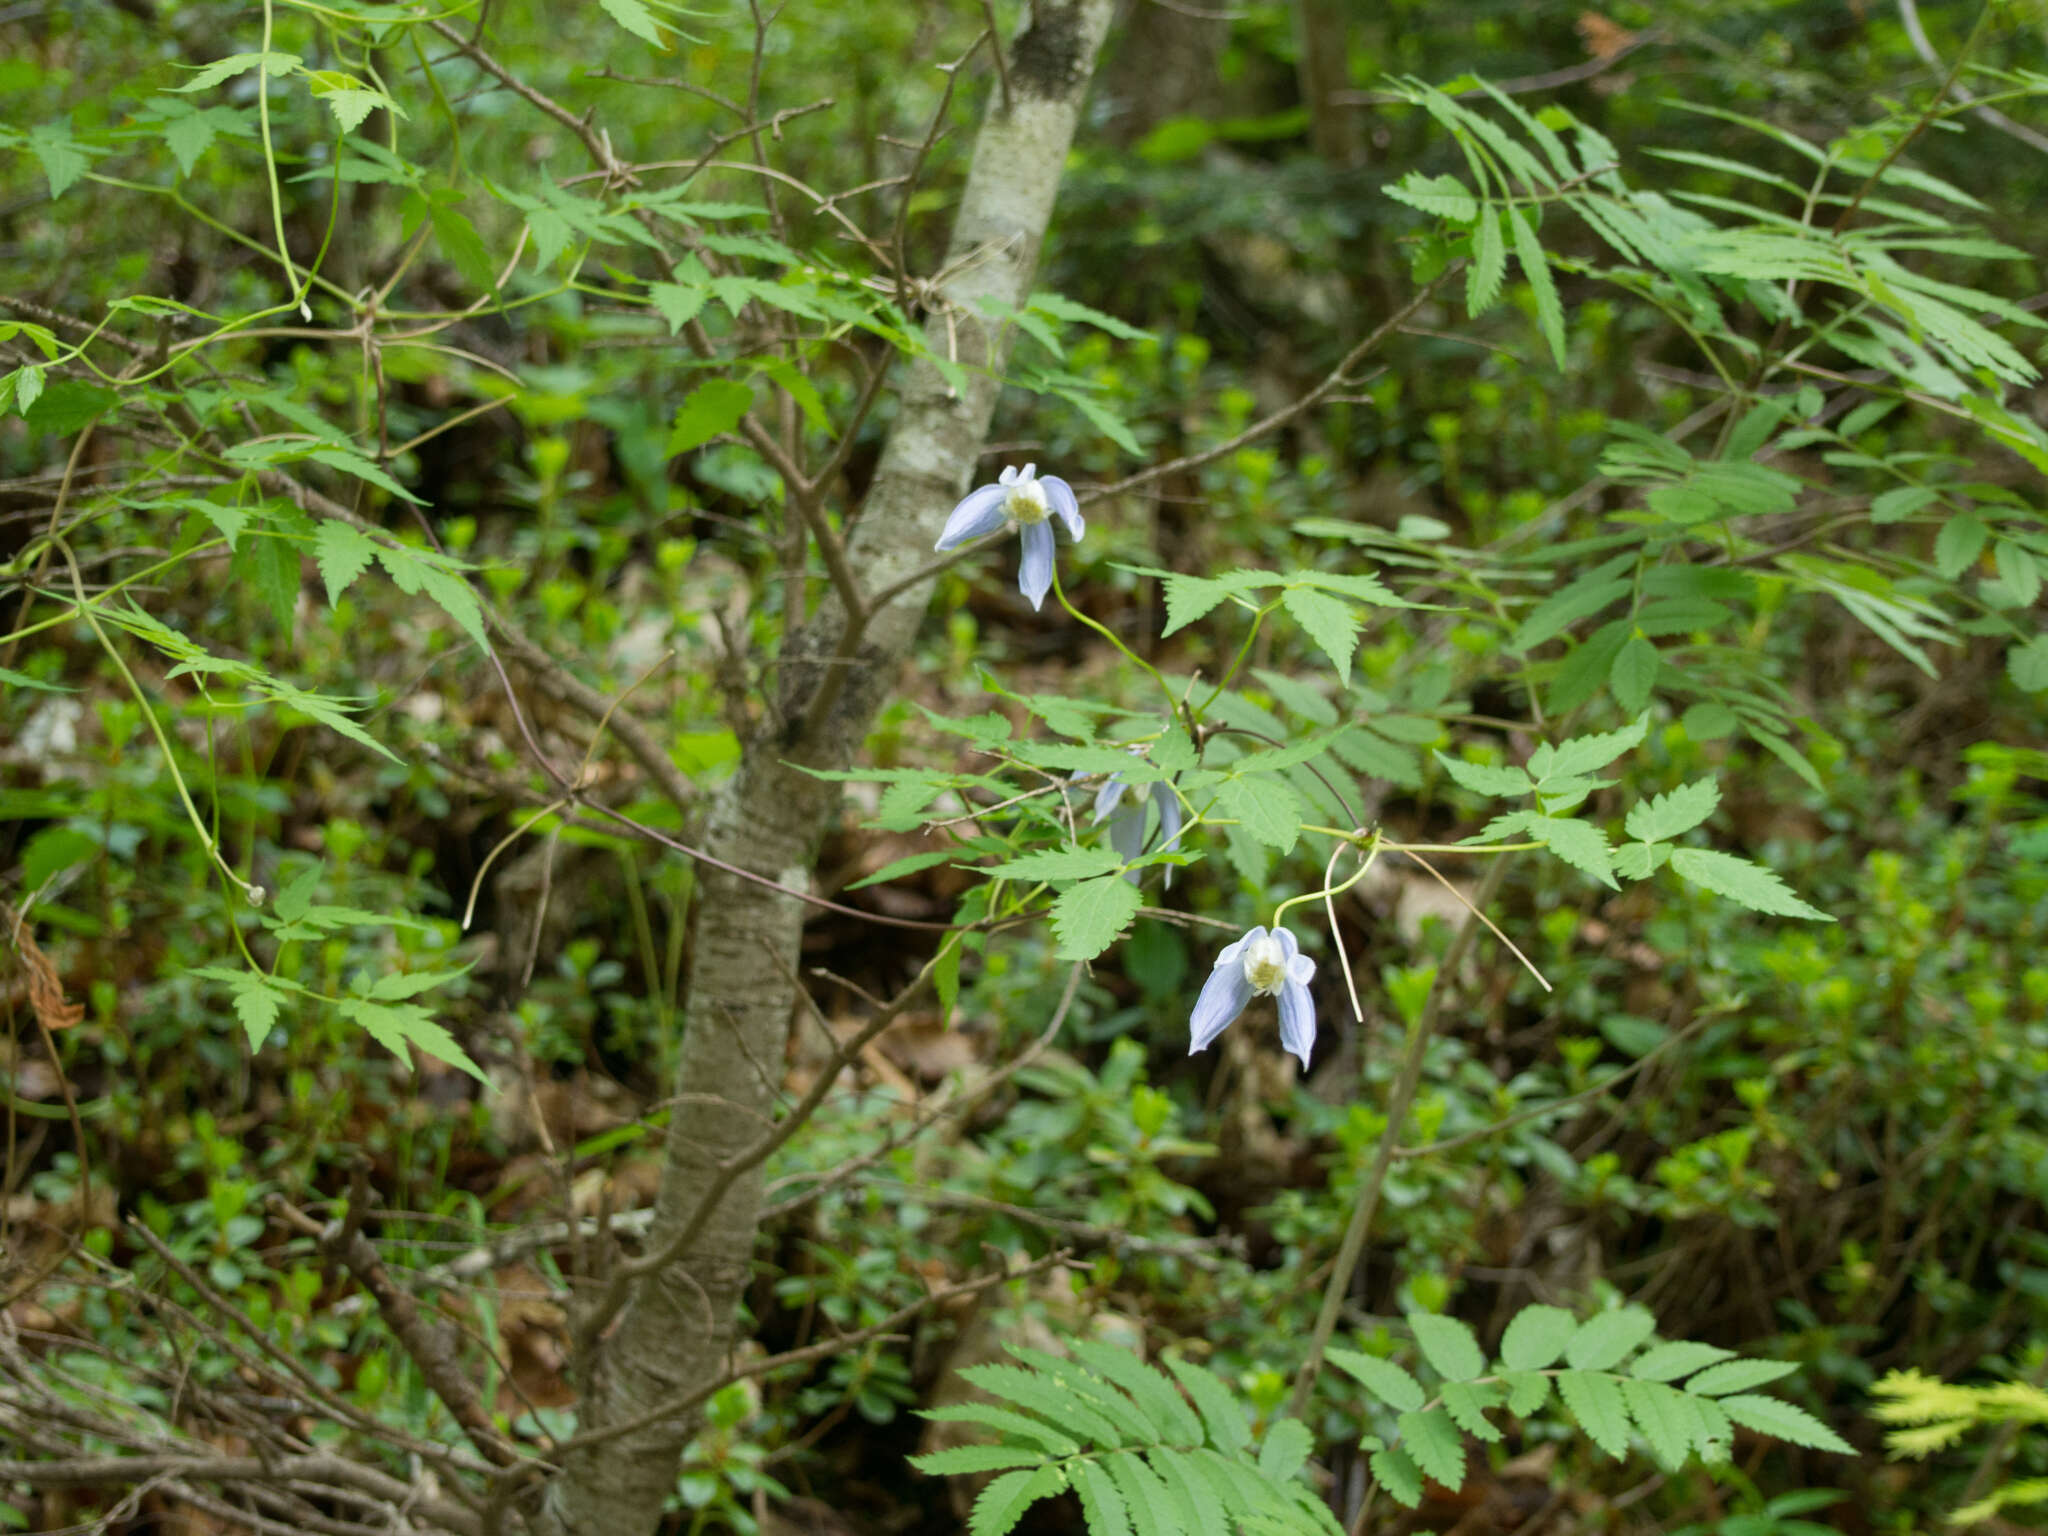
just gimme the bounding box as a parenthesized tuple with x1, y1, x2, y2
(1669, 848, 1830, 921)
(1051, 877, 1142, 961)
(1281, 585, 1361, 685)
(1409, 1312, 1486, 1383)
(1624, 778, 1719, 844)
(1500, 1304, 1578, 1370)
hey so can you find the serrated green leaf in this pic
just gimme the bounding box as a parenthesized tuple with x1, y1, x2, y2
(233, 534, 301, 632)
(910, 1443, 1048, 1476)
(366, 966, 471, 1001)
(599, 0, 667, 45)
(981, 846, 1124, 883)
(1622, 1376, 1702, 1468)
(0, 665, 74, 693)
(307, 446, 426, 504)
(1558, 1370, 1632, 1459)
(1387, 172, 1479, 223)
(970, 1466, 1065, 1536)
(1624, 779, 1719, 844)
(1669, 848, 1830, 921)
(1072, 1460, 1130, 1536)
(1409, 1313, 1486, 1383)
(1103, 1454, 1168, 1536)
(1435, 754, 1533, 799)
(1502, 1369, 1552, 1417)
(1215, 775, 1301, 855)
(1368, 1446, 1423, 1508)
(1148, 1449, 1227, 1536)
(1870, 484, 1938, 524)
(336, 998, 484, 1081)
(1468, 208, 1506, 317)
(220, 972, 285, 1052)
(1630, 1341, 1734, 1383)
(1682, 1358, 1799, 1396)
(1070, 1341, 1204, 1447)
(1934, 512, 1989, 579)
(375, 545, 488, 649)
(1326, 1348, 1425, 1413)
(1259, 1418, 1314, 1482)
(1717, 1394, 1852, 1454)
(1051, 877, 1142, 961)
(174, 51, 299, 93)
(1609, 632, 1660, 713)
(1995, 539, 2042, 607)
(21, 827, 96, 890)
(1030, 291, 1152, 341)
(314, 521, 380, 607)
(1513, 555, 1635, 651)
(650, 282, 708, 334)
(1330, 726, 1423, 789)
(1500, 1305, 1577, 1370)
(1567, 1307, 1656, 1370)
(1164, 1357, 1249, 1454)
(1281, 586, 1361, 686)
(922, 1403, 1077, 1457)
(1440, 1381, 1505, 1442)
(1527, 814, 1617, 889)
(2009, 635, 2048, 692)
(1398, 1408, 1464, 1489)
(668, 378, 755, 456)
(1510, 206, 1567, 366)
(1532, 715, 1648, 783)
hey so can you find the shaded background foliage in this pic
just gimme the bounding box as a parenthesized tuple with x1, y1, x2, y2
(2, 0, 2046, 1532)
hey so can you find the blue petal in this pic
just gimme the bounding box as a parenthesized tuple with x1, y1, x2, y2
(1278, 979, 1317, 1070)
(1215, 924, 1263, 970)
(1151, 784, 1183, 888)
(1042, 475, 1084, 541)
(1092, 775, 1128, 823)
(1272, 925, 1300, 963)
(1109, 803, 1147, 865)
(1017, 520, 1055, 610)
(934, 484, 1009, 550)
(1189, 964, 1254, 1055)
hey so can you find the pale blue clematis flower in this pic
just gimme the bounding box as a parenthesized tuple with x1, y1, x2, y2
(1189, 925, 1317, 1071)
(1092, 772, 1184, 886)
(933, 463, 1084, 611)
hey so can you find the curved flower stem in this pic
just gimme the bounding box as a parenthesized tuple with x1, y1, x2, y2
(1050, 561, 1177, 715)
(1284, 855, 1513, 1428)
(1270, 829, 1379, 931)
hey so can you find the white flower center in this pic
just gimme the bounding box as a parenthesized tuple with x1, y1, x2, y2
(1241, 935, 1287, 994)
(1005, 477, 1050, 524)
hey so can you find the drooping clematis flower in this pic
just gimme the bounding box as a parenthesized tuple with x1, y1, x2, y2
(1092, 772, 1184, 886)
(1189, 924, 1317, 1071)
(933, 463, 1084, 612)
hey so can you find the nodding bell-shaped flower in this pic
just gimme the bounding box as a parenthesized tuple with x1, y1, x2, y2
(1189, 924, 1317, 1071)
(1092, 772, 1184, 886)
(933, 463, 1084, 612)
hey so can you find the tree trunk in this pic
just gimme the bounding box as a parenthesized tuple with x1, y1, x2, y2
(1294, 0, 1359, 167)
(534, 5, 1116, 1531)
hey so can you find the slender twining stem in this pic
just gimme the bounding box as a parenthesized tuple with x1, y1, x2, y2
(1285, 856, 1512, 1426)
(1271, 830, 1379, 930)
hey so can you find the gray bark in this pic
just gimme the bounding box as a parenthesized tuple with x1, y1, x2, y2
(534, 5, 1116, 1531)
